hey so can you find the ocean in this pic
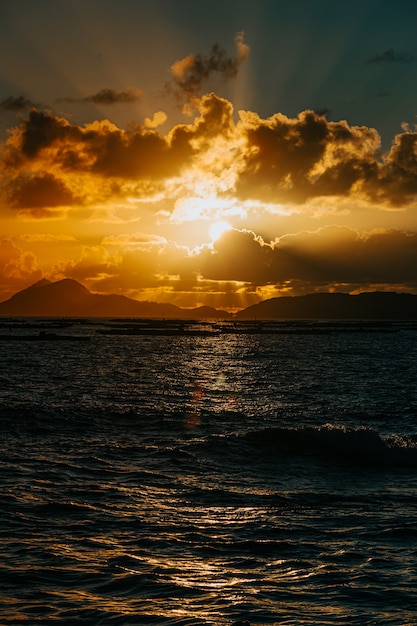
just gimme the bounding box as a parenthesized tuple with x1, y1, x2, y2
(1, 318, 417, 625)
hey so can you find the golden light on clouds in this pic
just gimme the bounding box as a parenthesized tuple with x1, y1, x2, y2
(209, 221, 232, 241)
(144, 111, 168, 129)
(1, 30, 417, 309)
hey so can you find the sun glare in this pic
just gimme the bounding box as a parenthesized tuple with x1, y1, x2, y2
(209, 220, 232, 241)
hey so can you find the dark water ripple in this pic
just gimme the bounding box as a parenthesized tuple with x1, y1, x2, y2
(1, 324, 417, 624)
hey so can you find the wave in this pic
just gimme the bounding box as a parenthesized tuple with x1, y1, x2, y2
(239, 424, 417, 468)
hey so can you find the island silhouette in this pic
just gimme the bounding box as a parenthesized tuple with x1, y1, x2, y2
(0, 279, 417, 320)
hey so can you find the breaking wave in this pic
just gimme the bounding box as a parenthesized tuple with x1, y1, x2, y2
(240, 424, 417, 467)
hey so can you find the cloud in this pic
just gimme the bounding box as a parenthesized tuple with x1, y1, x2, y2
(0, 97, 218, 217)
(53, 243, 174, 293)
(366, 129, 417, 206)
(5, 172, 80, 216)
(235, 109, 381, 203)
(57, 88, 143, 105)
(195, 229, 272, 284)
(0, 95, 38, 112)
(1, 39, 417, 309)
(235, 108, 417, 207)
(313, 107, 331, 118)
(19, 233, 76, 242)
(46, 225, 417, 309)
(3, 94, 417, 216)
(366, 48, 415, 64)
(192, 227, 417, 294)
(2, 107, 195, 181)
(167, 33, 249, 109)
(0, 238, 42, 299)
(1, 107, 236, 202)
(144, 111, 167, 129)
(4, 108, 85, 160)
(102, 232, 168, 246)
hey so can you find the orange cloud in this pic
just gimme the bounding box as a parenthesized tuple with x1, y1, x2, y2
(14, 224, 411, 309)
(0, 94, 236, 214)
(0, 238, 42, 299)
(102, 232, 168, 246)
(144, 111, 168, 129)
(2, 94, 417, 221)
(235, 110, 380, 202)
(2, 109, 195, 180)
(368, 130, 417, 206)
(235, 108, 417, 208)
(1, 36, 417, 310)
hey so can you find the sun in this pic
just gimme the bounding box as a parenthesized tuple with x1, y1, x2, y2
(209, 220, 232, 241)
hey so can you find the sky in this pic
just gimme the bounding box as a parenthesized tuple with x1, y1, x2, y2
(1, 0, 417, 311)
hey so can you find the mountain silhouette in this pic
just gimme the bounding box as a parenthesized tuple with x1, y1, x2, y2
(0, 279, 231, 318)
(236, 291, 417, 320)
(1, 280, 416, 319)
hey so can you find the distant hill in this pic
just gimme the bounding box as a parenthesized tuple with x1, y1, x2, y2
(1, 281, 416, 320)
(236, 292, 417, 320)
(0, 279, 232, 319)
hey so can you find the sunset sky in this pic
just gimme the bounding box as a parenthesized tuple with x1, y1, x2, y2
(1, 0, 417, 310)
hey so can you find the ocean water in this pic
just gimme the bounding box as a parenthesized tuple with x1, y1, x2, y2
(1, 319, 417, 625)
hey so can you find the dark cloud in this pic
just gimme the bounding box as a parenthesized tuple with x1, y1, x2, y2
(6, 173, 79, 214)
(367, 48, 415, 64)
(8, 109, 85, 160)
(40, 226, 417, 307)
(236, 108, 417, 207)
(4, 96, 417, 211)
(313, 107, 331, 118)
(197, 229, 273, 284)
(193, 227, 417, 293)
(0, 95, 38, 112)
(366, 130, 417, 205)
(167, 33, 249, 107)
(2, 94, 234, 184)
(236, 109, 381, 203)
(58, 88, 142, 105)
